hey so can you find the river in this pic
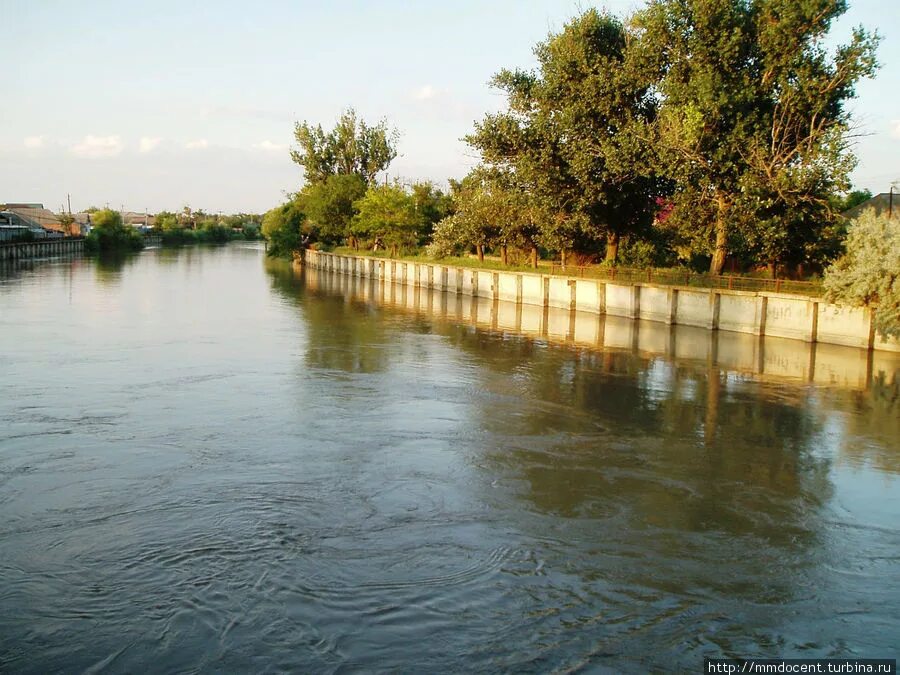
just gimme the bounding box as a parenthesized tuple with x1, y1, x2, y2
(1, 244, 898, 672)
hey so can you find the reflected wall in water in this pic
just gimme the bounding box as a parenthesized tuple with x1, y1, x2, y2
(299, 265, 900, 393)
(267, 259, 900, 662)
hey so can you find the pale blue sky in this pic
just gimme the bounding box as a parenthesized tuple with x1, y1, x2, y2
(2, 0, 898, 213)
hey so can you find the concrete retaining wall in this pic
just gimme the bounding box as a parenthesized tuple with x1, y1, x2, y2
(0, 238, 84, 261)
(300, 250, 899, 353)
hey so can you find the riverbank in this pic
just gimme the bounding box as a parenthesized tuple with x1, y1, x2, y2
(301, 249, 900, 353)
(0, 237, 84, 261)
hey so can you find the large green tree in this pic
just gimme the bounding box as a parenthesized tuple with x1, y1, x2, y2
(351, 184, 420, 256)
(298, 173, 368, 247)
(291, 108, 399, 186)
(430, 168, 544, 265)
(261, 200, 305, 258)
(410, 181, 454, 246)
(85, 208, 144, 253)
(634, 0, 879, 274)
(467, 9, 659, 264)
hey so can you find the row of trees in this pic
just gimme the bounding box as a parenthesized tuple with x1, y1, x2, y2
(263, 108, 453, 257)
(432, 1, 878, 275)
(153, 209, 261, 245)
(265, 0, 882, 282)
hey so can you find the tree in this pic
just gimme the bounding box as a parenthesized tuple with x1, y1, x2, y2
(633, 0, 879, 274)
(410, 181, 453, 246)
(154, 211, 179, 232)
(291, 108, 399, 186)
(261, 200, 305, 258)
(351, 184, 419, 256)
(57, 212, 76, 237)
(467, 9, 659, 264)
(830, 188, 873, 214)
(430, 168, 543, 265)
(824, 210, 900, 338)
(298, 173, 368, 247)
(85, 208, 144, 253)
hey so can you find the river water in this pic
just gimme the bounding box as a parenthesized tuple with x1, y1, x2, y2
(1, 244, 898, 673)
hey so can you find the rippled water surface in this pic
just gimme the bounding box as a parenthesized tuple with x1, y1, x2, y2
(1, 245, 898, 673)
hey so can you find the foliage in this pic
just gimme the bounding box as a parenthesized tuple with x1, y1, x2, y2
(824, 210, 900, 338)
(410, 181, 454, 245)
(429, 168, 541, 262)
(197, 220, 233, 244)
(467, 9, 660, 263)
(84, 209, 144, 253)
(298, 173, 368, 245)
(261, 200, 305, 258)
(155, 211, 179, 232)
(830, 189, 873, 214)
(57, 213, 77, 236)
(633, 0, 879, 273)
(351, 184, 419, 254)
(291, 108, 399, 185)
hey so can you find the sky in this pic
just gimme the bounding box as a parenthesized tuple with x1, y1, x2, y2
(2, 0, 898, 214)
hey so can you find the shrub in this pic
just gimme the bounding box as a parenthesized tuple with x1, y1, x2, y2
(824, 210, 900, 338)
(84, 209, 144, 253)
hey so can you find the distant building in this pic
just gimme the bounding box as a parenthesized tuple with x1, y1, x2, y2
(1, 203, 63, 231)
(122, 211, 156, 228)
(841, 193, 900, 221)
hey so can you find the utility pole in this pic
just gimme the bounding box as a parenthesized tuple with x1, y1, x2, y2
(67, 193, 71, 214)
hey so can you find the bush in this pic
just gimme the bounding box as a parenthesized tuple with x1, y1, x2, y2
(262, 200, 305, 257)
(197, 221, 233, 244)
(160, 228, 198, 246)
(84, 209, 144, 253)
(824, 210, 900, 338)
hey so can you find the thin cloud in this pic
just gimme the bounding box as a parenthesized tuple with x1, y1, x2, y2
(891, 120, 900, 140)
(23, 135, 46, 149)
(202, 104, 292, 123)
(185, 139, 209, 150)
(70, 135, 123, 159)
(252, 140, 285, 152)
(414, 85, 443, 101)
(139, 137, 162, 153)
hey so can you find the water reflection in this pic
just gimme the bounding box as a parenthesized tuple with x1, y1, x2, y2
(262, 262, 900, 664)
(294, 264, 899, 390)
(92, 250, 142, 285)
(1, 247, 897, 673)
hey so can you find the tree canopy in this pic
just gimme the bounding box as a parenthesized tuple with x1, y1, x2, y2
(85, 208, 144, 253)
(291, 108, 399, 186)
(467, 9, 660, 263)
(262, 200, 305, 258)
(352, 184, 420, 255)
(633, 0, 879, 273)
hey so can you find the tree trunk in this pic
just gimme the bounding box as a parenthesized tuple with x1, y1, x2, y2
(709, 194, 729, 276)
(768, 260, 777, 279)
(605, 231, 620, 263)
(561, 248, 567, 269)
(501, 245, 508, 266)
(391, 244, 397, 258)
(477, 244, 484, 262)
(531, 246, 538, 269)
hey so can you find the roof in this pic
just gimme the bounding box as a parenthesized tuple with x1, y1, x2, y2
(842, 193, 900, 220)
(3, 206, 62, 230)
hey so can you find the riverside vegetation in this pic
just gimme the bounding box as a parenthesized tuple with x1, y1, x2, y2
(259, 0, 895, 337)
